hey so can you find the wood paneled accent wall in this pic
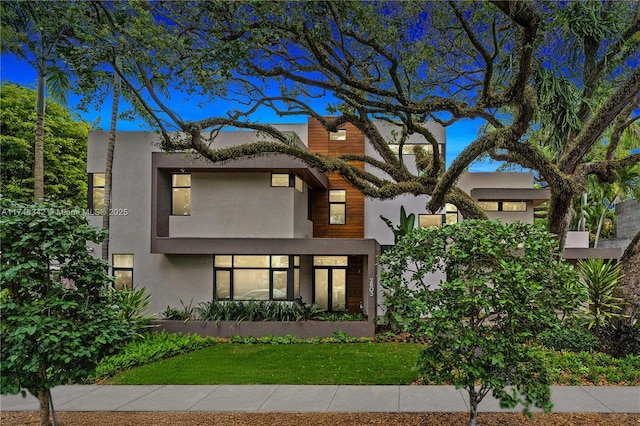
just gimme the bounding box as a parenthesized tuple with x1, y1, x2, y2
(308, 117, 365, 238)
(346, 255, 364, 314)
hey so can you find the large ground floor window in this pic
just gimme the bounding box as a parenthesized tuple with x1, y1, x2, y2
(214, 255, 300, 301)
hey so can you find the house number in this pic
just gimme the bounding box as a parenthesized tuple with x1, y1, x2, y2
(368, 278, 374, 297)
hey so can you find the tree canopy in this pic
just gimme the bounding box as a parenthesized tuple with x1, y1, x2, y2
(0, 83, 89, 206)
(3, 0, 638, 244)
(0, 0, 80, 202)
(86, 0, 638, 245)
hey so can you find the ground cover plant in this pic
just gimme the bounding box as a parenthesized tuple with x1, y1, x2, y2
(92, 331, 218, 381)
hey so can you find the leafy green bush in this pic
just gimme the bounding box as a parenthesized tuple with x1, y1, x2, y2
(110, 286, 155, 332)
(161, 299, 196, 321)
(536, 327, 600, 353)
(92, 331, 216, 380)
(195, 299, 329, 323)
(597, 319, 640, 358)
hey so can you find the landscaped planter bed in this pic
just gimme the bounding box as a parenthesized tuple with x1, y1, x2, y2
(151, 319, 376, 338)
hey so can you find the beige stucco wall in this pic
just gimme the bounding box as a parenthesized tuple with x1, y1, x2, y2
(169, 172, 312, 238)
(457, 172, 535, 192)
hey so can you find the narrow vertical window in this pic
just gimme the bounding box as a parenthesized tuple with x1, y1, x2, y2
(329, 189, 346, 225)
(172, 174, 191, 215)
(113, 254, 134, 291)
(89, 173, 105, 213)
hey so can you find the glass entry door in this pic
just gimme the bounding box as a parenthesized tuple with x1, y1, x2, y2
(313, 256, 347, 311)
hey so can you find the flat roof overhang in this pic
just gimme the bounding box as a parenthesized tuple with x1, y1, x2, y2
(470, 188, 551, 206)
(152, 152, 328, 189)
(151, 237, 381, 256)
(562, 247, 622, 260)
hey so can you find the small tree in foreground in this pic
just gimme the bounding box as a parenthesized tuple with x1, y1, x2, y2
(0, 198, 136, 426)
(379, 220, 585, 426)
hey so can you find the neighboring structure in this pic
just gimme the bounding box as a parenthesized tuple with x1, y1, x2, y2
(457, 172, 549, 224)
(86, 117, 551, 329)
(598, 199, 640, 254)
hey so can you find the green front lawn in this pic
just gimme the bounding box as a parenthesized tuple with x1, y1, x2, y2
(105, 343, 423, 385)
(97, 332, 640, 386)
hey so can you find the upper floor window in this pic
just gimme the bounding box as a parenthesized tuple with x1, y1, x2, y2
(113, 254, 133, 291)
(329, 129, 347, 140)
(271, 173, 290, 187)
(329, 189, 346, 224)
(271, 173, 304, 193)
(388, 144, 441, 155)
(478, 201, 526, 212)
(88, 173, 105, 213)
(172, 174, 191, 215)
(502, 201, 527, 211)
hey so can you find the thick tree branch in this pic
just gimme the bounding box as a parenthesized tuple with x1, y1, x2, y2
(561, 66, 640, 173)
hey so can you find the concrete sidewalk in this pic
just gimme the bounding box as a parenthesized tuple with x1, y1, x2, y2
(2, 385, 639, 413)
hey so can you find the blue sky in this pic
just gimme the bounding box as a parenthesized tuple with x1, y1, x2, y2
(1, 53, 495, 171)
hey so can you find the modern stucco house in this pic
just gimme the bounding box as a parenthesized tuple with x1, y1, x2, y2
(86, 117, 554, 332)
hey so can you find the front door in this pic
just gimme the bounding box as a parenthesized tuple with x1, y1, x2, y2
(314, 268, 346, 311)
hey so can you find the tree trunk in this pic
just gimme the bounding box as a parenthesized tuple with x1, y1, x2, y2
(547, 192, 575, 250)
(37, 389, 51, 426)
(34, 72, 46, 202)
(101, 69, 121, 262)
(468, 387, 478, 426)
(620, 231, 640, 318)
(578, 193, 587, 232)
(594, 209, 605, 248)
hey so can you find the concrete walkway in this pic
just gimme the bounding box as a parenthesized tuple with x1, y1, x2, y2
(2, 385, 639, 413)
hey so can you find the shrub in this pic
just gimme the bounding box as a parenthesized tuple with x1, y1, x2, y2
(195, 299, 328, 323)
(110, 286, 155, 332)
(597, 319, 640, 358)
(536, 327, 600, 353)
(577, 258, 623, 329)
(161, 299, 196, 321)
